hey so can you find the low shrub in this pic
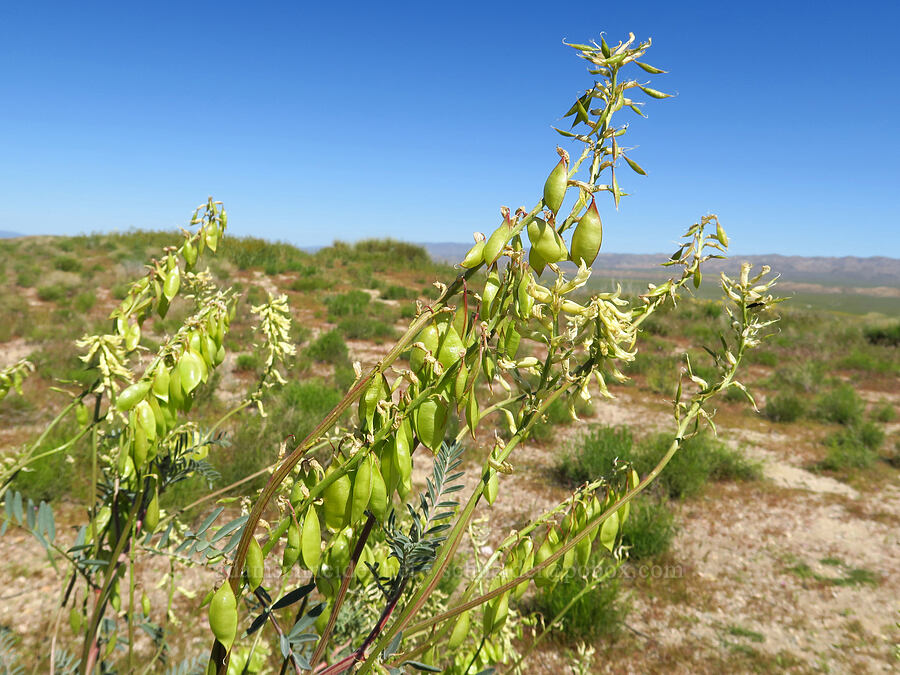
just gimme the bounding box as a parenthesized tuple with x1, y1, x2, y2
(531, 555, 627, 641)
(337, 316, 397, 341)
(622, 497, 676, 559)
(871, 402, 896, 423)
(763, 391, 805, 423)
(73, 291, 97, 313)
(235, 353, 261, 372)
(814, 384, 863, 426)
(863, 321, 900, 347)
(820, 425, 881, 471)
(556, 425, 634, 487)
(381, 284, 416, 300)
(305, 330, 349, 364)
(52, 255, 82, 272)
(532, 396, 594, 443)
(325, 290, 370, 319)
(37, 284, 69, 302)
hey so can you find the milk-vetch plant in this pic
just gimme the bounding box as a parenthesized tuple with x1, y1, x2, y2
(198, 34, 780, 675)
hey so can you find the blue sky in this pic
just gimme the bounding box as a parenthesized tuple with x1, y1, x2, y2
(1, 1, 897, 257)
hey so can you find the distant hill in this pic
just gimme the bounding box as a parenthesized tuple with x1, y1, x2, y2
(0, 230, 24, 238)
(420, 243, 900, 288)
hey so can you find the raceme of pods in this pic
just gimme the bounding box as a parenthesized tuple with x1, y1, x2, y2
(202, 35, 781, 675)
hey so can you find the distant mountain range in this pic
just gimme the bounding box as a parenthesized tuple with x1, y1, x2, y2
(421, 243, 900, 288)
(0, 230, 24, 238)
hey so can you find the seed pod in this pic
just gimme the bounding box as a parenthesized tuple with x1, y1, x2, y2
(716, 221, 729, 247)
(330, 527, 352, 571)
(409, 323, 440, 374)
(693, 267, 702, 289)
(322, 464, 351, 532)
(183, 239, 198, 268)
(208, 582, 238, 650)
(448, 610, 470, 649)
(350, 455, 374, 523)
(315, 562, 338, 598)
(116, 380, 152, 412)
(599, 510, 619, 552)
(206, 226, 219, 253)
(76, 402, 90, 427)
(414, 398, 448, 453)
(484, 470, 499, 505)
(481, 352, 496, 382)
(460, 235, 486, 268)
(543, 157, 568, 215)
(368, 458, 388, 521)
(437, 325, 465, 370)
(516, 276, 534, 319)
(163, 266, 180, 302)
(511, 539, 534, 601)
(528, 245, 547, 275)
(132, 426, 149, 469)
(482, 269, 501, 318)
(135, 400, 157, 442)
(246, 536, 264, 590)
(483, 214, 512, 265)
(125, 322, 141, 352)
(178, 350, 204, 395)
(530, 218, 567, 264)
(503, 325, 521, 359)
(482, 579, 510, 635)
(69, 607, 83, 633)
(570, 198, 602, 267)
(168, 367, 185, 411)
(144, 489, 159, 532)
(533, 528, 559, 588)
(283, 521, 301, 570)
(393, 430, 413, 499)
(453, 361, 469, 404)
(300, 506, 322, 570)
(358, 374, 388, 433)
(151, 367, 170, 403)
(465, 390, 479, 437)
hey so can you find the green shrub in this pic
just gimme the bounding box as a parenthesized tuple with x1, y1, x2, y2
(235, 353, 261, 372)
(871, 402, 896, 423)
(337, 316, 396, 341)
(556, 425, 634, 487)
(53, 255, 82, 272)
(532, 556, 626, 641)
(37, 284, 69, 302)
(325, 290, 370, 319)
(622, 497, 676, 559)
(814, 384, 863, 426)
(290, 276, 330, 292)
(821, 425, 881, 471)
(637, 432, 760, 499)
(763, 392, 805, 423)
(381, 284, 416, 300)
(73, 292, 97, 313)
(306, 329, 349, 364)
(746, 349, 778, 367)
(863, 321, 900, 347)
(770, 361, 826, 394)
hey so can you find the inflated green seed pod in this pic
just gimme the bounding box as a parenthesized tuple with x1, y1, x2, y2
(146, 394, 167, 438)
(410, 323, 440, 374)
(76, 402, 90, 427)
(208, 582, 238, 650)
(533, 530, 559, 588)
(283, 521, 301, 570)
(453, 361, 469, 404)
(152, 367, 170, 403)
(163, 266, 180, 302)
(144, 490, 159, 532)
(516, 276, 534, 318)
(116, 380, 152, 412)
(482, 352, 496, 382)
(448, 610, 470, 649)
(437, 325, 465, 370)
(246, 536, 264, 590)
(301, 506, 321, 570)
(599, 510, 619, 552)
(483, 216, 512, 265)
(482, 269, 501, 318)
(504, 325, 521, 359)
(315, 562, 337, 598)
(465, 390, 479, 437)
(359, 375, 388, 433)
(178, 351, 203, 395)
(570, 198, 603, 267)
(132, 426, 149, 469)
(322, 464, 351, 532)
(206, 226, 219, 253)
(528, 245, 547, 275)
(484, 471, 499, 505)
(135, 400, 156, 442)
(531, 219, 568, 264)
(460, 237, 486, 268)
(394, 431, 413, 499)
(368, 458, 388, 521)
(512, 540, 534, 601)
(69, 607, 83, 633)
(482, 580, 509, 635)
(330, 527, 352, 571)
(183, 239, 198, 268)
(140, 591, 151, 617)
(414, 398, 448, 453)
(350, 455, 374, 523)
(125, 322, 141, 352)
(543, 157, 568, 215)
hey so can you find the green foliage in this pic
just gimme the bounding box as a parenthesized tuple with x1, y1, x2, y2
(325, 290, 371, 319)
(820, 421, 884, 471)
(531, 397, 594, 443)
(814, 384, 863, 426)
(555, 425, 634, 487)
(871, 401, 896, 423)
(221, 236, 312, 273)
(73, 291, 97, 313)
(763, 392, 805, 423)
(381, 284, 417, 301)
(36, 284, 70, 302)
(863, 321, 900, 347)
(52, 255, 82, 272)
(305, 329, 349, 364)
(337, 316, 397, 341)
(532, 556, 626, 641)
(235, 353, 262, 372)
(621, 497, 676, 559)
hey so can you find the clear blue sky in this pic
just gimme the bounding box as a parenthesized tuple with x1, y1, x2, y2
(1, 1, 898, 257)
